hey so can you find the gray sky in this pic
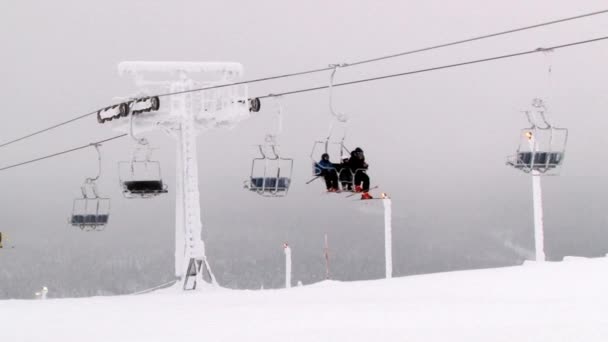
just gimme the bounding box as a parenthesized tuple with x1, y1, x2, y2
(1, 0, 608, 298)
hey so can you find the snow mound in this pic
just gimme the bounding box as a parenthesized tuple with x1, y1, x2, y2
(2, 257, 608, 342)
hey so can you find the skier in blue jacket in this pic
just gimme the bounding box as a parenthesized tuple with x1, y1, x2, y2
(316, 153, 339, 192)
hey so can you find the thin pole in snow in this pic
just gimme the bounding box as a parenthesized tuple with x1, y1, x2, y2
(324, 234, 330, 280)
(531, 171, 546, 262)
(527, 134, 546, 263)
(381, 193, 393, 279)
(284, 243, 292, 288)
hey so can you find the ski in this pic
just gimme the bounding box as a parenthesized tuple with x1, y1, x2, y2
(354, 197, 385, 201)
(345, 185, 379, 198)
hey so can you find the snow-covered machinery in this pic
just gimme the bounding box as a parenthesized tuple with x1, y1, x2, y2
(506, 98, 568, 262)
(246, 96, 293, 197)
(70, 144, 110, 231)
(96, 97, 160, 124)
(108, 61, 252, 290)
(506, 98, 568, 175)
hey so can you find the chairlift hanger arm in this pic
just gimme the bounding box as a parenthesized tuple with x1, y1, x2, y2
(87, 143, 102, 182)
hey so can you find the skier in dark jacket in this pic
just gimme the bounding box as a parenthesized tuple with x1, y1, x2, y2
(316, 153, 339, 192)
(349, 147, 372, 199)
(338, 154, 353, 191)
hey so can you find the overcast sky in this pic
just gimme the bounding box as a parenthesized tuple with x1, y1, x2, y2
(1, 0, 607, 298)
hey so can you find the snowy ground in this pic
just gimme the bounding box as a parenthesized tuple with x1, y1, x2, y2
(2, 257, 608, 342)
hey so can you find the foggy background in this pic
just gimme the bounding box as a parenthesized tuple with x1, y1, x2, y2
(1, 0, 607, 299)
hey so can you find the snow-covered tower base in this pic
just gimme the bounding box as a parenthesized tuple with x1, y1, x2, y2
(116, 61, 250, 290)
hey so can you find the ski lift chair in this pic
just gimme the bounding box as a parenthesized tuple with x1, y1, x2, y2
(310, 139, 349, 177)
(119, 112, 168, 198)
(506, 100, 568, 175)
(119, 158, 168, 198)
(309, 139, 368, 191)
(70, 179, 110, 231)
(247, 145, 293, 197)
(70, 144, 110, 231)
(309, 64, 373, 191)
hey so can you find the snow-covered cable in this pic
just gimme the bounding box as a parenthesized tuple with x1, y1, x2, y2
(1, 9, 606, 149)
(257, 36, 608, 99)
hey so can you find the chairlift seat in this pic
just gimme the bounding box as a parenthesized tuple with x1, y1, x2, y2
(70, 197, 110, 231)
(71, 215, 85, 225)
(249, 177, 291, 192)
(513, 151, 563, 169)
(71, 214, 109, 226)
(123, 180, 167, 194)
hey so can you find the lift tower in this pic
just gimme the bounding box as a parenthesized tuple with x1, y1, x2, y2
(111, 61, 250, 289)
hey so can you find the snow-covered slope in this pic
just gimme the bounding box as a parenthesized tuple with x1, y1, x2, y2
(2, 257, 608, 342)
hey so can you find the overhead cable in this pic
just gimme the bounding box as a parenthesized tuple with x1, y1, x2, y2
(1, 8, 607, 149)
(1, 35, 607, 172)
(257, 36, 608, 99)
(0, 134, 127, 172)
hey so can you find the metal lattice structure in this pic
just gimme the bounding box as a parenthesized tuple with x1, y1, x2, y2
(113, 61, 250, 290)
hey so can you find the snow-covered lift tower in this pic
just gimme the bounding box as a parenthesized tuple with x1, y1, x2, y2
(506, 98, 568, 262)
(114, 61, 250, 289)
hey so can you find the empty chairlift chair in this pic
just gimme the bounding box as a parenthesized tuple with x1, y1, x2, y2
(119, 105, 168, 198)
(71, 196, 110, 229)
(119, 158, 168, 198)
(70, 143, 110, 231)
(246, 144, 293, 197)
(70, 179, 110, 231)
(506, 99, 568, 175)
